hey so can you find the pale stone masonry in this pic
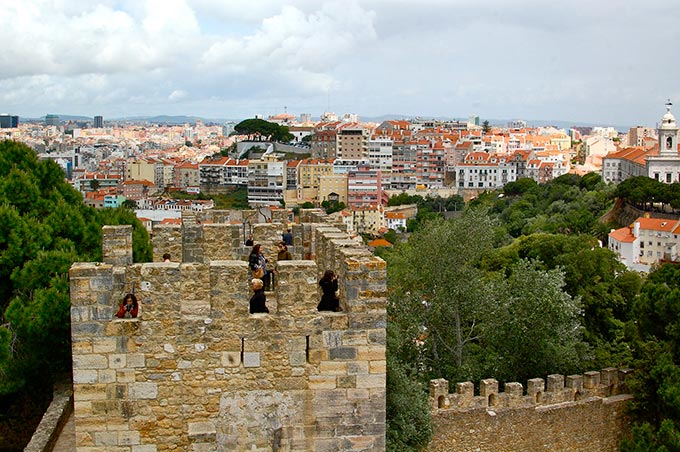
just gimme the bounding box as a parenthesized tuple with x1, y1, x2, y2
(69, 210, 386, 451)
(428, 369, 633, 452)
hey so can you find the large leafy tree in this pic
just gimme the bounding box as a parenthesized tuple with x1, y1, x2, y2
(621, 263, 680, 451)
(233, 118, 293, 142)
(0, 140, 151, 397)
(387, 209, 500, 383)
(481, 259, 585, 383)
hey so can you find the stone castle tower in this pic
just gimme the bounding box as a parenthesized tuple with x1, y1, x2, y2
(69, 209, 386, 451)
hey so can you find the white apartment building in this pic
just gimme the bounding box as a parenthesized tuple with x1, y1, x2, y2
(455, 152, 517, 189)
(247, 155, 285, 206)
(609, 217, 680, 272)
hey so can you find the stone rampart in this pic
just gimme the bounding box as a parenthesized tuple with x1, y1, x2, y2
(428, 370, 633, 452)
(69, 212, 386, 451)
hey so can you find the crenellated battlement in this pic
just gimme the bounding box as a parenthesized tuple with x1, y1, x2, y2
(69, 210, 386, 451)
(428, 370, 634, 452)
(430, 368, 633, 412)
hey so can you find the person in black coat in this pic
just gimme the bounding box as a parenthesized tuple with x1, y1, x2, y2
(249, 278, 269, 314)
(317, 270, 341, 312)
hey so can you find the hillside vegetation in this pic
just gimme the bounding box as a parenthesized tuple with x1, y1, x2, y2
(382, 174, 680, 452)
(0, 140, 152, 450)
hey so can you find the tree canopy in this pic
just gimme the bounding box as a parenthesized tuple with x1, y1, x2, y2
(0, 140, 152, 397)
(233, 118, 294, 142)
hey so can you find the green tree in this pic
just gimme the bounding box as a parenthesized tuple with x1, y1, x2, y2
(482, 259, 585, 383)
(387, 209, 499, 383)
(622, 263, 680, 451)
(234, 118, 293, 142)
(321, 199, 346, 214)
(482, 120, 491, 134)
(386, 322, 432, 452)
(0, 141, 152, 399)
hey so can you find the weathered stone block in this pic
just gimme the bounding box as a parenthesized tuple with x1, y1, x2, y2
(221, 352, 240, 368)
(129, 382, 158, 399)
(243, 352, 260, 368)
(73, 354, 108, 370)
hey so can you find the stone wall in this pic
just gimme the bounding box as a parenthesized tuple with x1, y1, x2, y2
(69, 213, 386, 451)
(428, 370, 633, 452)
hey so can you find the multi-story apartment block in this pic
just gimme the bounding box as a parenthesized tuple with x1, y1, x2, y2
(72, 171, 122, 193)
(247, 154, 285, 206)
(284, 159, 335, 206)
(627, 126, 657, 147)
(310, 129, 337, 159)
(336, 124, 369, 160)
(173, 161, 200, 190)
(199, 156, 249, 187)
(318, 173, 348, 205)
(351, 205, 384, 235)
(154, 158, 176, 192)
(122, 179, 155, 201)
(609, 217, 680, 272)
(126, 158, 156, 184)
(347, 163, 384, 209)
(391, 139, 421, 190)
(368, 136, 393, 188)
(455, 152, 517, 189)
(415, 140, 447, 188)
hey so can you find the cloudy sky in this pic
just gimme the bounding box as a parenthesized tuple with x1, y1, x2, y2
(1, 0, 678, 127)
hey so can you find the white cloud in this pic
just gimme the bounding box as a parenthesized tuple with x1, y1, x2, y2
(1, 0, 680, 125)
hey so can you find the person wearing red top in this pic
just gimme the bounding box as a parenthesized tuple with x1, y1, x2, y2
(116, 293, 139, 318)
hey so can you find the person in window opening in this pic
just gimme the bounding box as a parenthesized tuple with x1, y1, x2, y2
(248, 244, 271, 290)
(317, 270, 341, 312)
(272, 241, 293, 289)
(249, 278, 269, 314)
(245, 234, 254, 246)
(162, 253, 171, 262)
(116, 293, 139, 318)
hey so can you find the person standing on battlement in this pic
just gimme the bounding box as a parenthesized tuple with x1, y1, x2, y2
(248, 244, 271, 290)
(249, 278, 269, 313)
(276, 241, 292, 261)
(245, 234, 254, 246)
(163, 253, 171, 262)
(282, 228, 293, 246)
(318, 270, 341, 312)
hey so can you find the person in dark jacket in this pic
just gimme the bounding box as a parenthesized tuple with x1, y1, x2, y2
(249, 278, 269, 313)
(116, 293, 139, 318)
(248, 244, 271, 289)
(317, 270, 341, 312)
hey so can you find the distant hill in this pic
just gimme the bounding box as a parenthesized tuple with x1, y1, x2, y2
(115, 115, 236, 125)
(17, 113, 631, 131)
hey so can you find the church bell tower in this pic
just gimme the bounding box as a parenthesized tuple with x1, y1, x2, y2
(658, 99, 679, 156)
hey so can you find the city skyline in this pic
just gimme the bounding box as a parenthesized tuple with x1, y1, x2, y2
(1, 0, 679, 127)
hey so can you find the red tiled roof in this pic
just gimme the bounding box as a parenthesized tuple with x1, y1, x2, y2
(609, 227, 635, 243)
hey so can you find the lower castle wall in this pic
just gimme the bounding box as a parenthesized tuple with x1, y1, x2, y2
(428, 395, 632, 452)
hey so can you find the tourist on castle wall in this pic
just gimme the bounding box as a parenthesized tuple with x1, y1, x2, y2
(272, 241, 293, 289)
(162, 253, 171, 262)
(276, 241, 292, 261)
(249, 278, 269, 313)
(115, 293, 139, 318)
(282, 229, 293, 246)
(245, 234, 254, 246)
(248, 244, 271, 290)
(318, 270, 341, 312)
